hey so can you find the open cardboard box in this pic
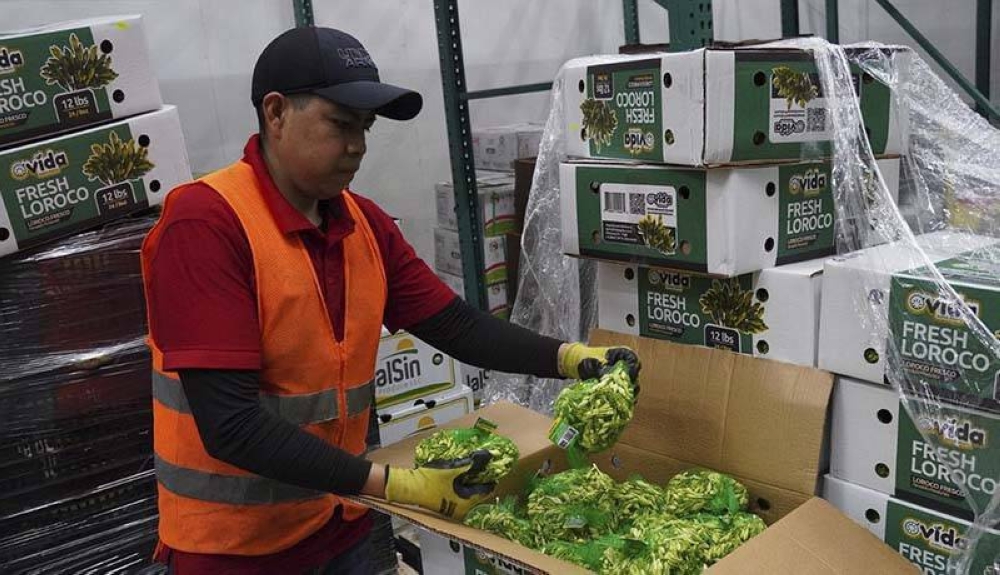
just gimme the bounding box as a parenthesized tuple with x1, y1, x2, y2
(354, 330, 918, 574)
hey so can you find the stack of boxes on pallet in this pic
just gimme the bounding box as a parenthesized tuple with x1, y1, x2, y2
(564, 46, 901, 369)
(433, 123, 542, 320)
(821, 232, 1000, 574)
(0, 16, 191, 573)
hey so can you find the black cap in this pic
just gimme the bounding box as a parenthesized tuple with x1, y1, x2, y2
(251, 27, 422, 121)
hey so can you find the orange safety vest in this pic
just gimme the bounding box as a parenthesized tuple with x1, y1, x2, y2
(141, 161, 387, 555)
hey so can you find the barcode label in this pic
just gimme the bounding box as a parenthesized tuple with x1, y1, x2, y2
(556, 426, 578, 449)
(604, 191, 626, 213)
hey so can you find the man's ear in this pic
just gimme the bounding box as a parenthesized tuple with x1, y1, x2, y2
(261, 92, 288, 142)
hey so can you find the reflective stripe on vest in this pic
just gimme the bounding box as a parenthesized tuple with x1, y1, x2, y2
(155, 455, 326, 505)
(152, 372, 372, 425)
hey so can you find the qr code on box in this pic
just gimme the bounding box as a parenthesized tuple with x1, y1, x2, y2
(629, 193, 646, 215)
(807, 107, 827, 132)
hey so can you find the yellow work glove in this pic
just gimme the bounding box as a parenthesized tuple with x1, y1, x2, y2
(385, 450, 495, 519)
(558, 343, 642, 392)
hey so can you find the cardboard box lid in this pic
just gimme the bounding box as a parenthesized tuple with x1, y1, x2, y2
(709, 498, 919, 574)
(589, 329, 833, 495)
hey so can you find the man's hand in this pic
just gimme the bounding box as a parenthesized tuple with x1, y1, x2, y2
(558, 343, 642, 387)
(385, 450, 495, 519)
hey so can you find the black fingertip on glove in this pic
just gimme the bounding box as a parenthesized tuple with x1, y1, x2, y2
(605, 347, 641, 385)
(454, 449, 496, 498)
(577, 357, 604, 381)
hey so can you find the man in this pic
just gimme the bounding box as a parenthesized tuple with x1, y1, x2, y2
(142, 26, 639, 574)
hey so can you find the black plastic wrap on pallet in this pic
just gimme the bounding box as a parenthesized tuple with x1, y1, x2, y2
(0, 470, 159, 574)
(0, 335, 157, 573)
(0, 338, 152, 434)
(0, 212, 156, 367)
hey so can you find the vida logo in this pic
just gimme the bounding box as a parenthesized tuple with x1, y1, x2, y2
(789, 169, 827, 196)
(919, 415, 987, 449)
(906, 290, 980, 324)
(647, 268, 690, 292)
(10, 150, 69, 180)
(902, 518, 968, 552)
(0, 46, 25, 74)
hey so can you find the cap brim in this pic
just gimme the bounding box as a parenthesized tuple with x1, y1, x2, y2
(313, 81, 423, 121)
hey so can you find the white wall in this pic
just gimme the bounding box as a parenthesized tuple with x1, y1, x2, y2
(799, 0, 1000, 110)
(2, 1, 994, 261)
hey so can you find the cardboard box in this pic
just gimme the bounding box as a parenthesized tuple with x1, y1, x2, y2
(597, 258, 824, 366)
(563, 47, 906, 165)
(435, 226, 507, 284)
(831, 376, 1000, 521)
(0, 15, 162, 149)
(818, 232, 1000, 411)
(437, 270, 510, 320)
(0, 106, 189, 258)
(561, 158, 899, 276)
(377, 385, 474, 447)
(435, 171, 517, 235)
(351, 331, 914, 573)
(824, 475, 999, 575)
(472, 124, 543, 172)
(373, 329, 457, 409)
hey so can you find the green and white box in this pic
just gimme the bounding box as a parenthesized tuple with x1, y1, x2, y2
(564, 47, 906, 166)
(434, 226, 507, 284)
(419, 530, 526, 575)
(823, 475, 1000, 575)
(818, 232, 1000, 411)
(832, 376, 1000, 521)
(560, 158, 899, 276)
(435, 170, 517, 236)
(472, 123, 543, 171)
(0, 15, 162, 148)
(0, 105, 189, 258)
(437, 270, 510, 320)
(373, 328, 457, 409)
(598, 258, 824, 366)
(376, 385, 474, 447)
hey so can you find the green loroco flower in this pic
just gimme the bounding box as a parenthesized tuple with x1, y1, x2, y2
(414, 427, 519, 484)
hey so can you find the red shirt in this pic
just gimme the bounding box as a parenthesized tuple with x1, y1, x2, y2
(146, 135, 455, 572)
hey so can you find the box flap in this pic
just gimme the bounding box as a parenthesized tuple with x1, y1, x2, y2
(590, 329, 833, 496)
(707, 498, 918, 574)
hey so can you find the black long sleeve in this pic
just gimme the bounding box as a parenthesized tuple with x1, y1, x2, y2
(408, 296, 564, 378)
(178, 369, 373, 495)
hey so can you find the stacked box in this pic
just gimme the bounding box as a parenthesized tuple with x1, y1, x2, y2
(560, 157, 899, 276)
(455, 362, 494, 407)
(831, 377, 1000, 522)
(597, 258, 824, 366)
(819, 232, 1000, 411)
(824, 475, 1000, 575)
(438, 270, 510, 320)
(563, 47, 906, 165)
(820, 233, 1000, 571)
(0, 16, 162, 149)
(472, 124, 542, 172)
(435, 171, 517, 236)
(373, 328, 458, 409)
(377, 385, 474, 446)
(0, 105, 190, 258)
(434, 169, 517, 319)
(0, 16, 189, 574)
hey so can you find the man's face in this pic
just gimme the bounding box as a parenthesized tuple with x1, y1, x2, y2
(267, 95, 376, 199)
